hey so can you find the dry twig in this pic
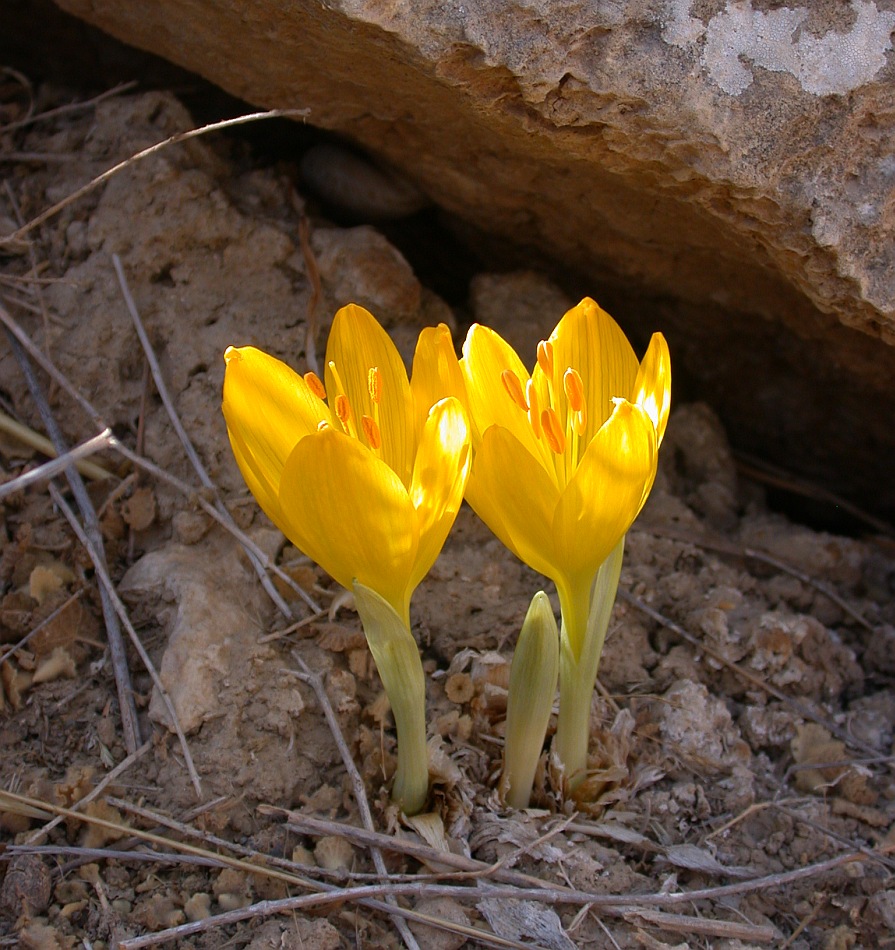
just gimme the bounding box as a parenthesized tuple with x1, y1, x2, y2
(0, 417, 113, 493)
(0, 79, 137, 133)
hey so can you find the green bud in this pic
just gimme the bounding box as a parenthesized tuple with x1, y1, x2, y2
(502, 591, 559, 809)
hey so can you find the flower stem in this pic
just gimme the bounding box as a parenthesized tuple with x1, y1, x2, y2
(555, 537, 625, 789)
(352, 582, 428, 815)
(502, 591, 559, 809)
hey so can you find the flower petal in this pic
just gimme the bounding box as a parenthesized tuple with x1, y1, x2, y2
(410, 323, 467, 429)
(461, 324, 549, 466)
(222, 346, 330, 534)
(631, 332, 672, 446)
(278, 426, 418, 620)
(222, 345, 329, 474)
(545, 298, 640, 435)
(324, 304, 413, 486)
(465, 426, 561, 583)
(552, 400, 657, 589)
(406, 397, 471, 594)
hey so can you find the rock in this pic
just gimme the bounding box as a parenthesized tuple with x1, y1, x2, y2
(0, 853, 52, 919)
(46, 0, 895, 519)
(408, 897, 470, 950)
(119, 529, 280, 733)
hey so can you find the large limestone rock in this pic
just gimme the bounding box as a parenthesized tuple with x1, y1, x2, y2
(48, 0, 895, 518)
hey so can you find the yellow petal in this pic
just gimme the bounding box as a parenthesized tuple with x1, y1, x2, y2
(543, 298, 640, 434)
(461, 325, 549, 466)
(278, 426, 418, 620)
(325, 304, 413, 487)
(406, 397, 471, 594)
(465, 426, 561, 583)
(552, 400, 657, 590)
(222, 345, 329, 476)
(222, 346, 330, 535)
(225, 422, 290, 536)
(410, 323, 467, 429)
(631, 332, 672, 446)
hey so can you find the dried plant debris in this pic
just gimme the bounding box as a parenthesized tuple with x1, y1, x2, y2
(0, 81, 893, 948)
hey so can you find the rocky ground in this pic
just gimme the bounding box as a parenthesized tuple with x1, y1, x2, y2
(0, 81, 893, 949)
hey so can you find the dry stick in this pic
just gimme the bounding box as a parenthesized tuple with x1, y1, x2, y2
(0, 588, 85, 667)
(4, 844, 231, 870)
(266, 807, 592, 891)
(0, 422, 113, 496)
(0, 80, 138, 133)
(0, 303, 321, 613)
(48, 484, 202, 798)
(617, 588, 881, 759)
(24, 740, 152, 845)
(288, 654, 422, 950)
(5, 330, 142, 755)
(622, 908, 775, 942)
(1, 108, 310, 245)
(111, 255, 296, 622)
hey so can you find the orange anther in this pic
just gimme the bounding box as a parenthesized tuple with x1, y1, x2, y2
(537, 340, 554, 378)
(526, 379, 541, 440)
(367, 366, 381, 404)
(574, 407, 587, 437)
(335, 394, 352, 426)
(563, 367, 585, 412)
(304, 371, 326, 400)
(362, 414, 382, 449)
(541, 407, 565, 454)
(501, 370, 529, 411)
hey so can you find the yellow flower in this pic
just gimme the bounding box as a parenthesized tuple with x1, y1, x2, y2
(222, 303, 470, 813)
(459, 297, 671, 786)
(222, 303, 470, 626)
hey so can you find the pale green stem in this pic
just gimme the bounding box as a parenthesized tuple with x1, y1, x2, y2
(352, 582, 428, 815)
(502, 591, 559, 809)
(555, 537, 625, 788)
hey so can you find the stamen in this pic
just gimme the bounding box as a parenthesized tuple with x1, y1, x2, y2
(526, 379, 541, 440)
(334, 394, 352, 427)
(563, 368, 585, 412)
(541, 407, 565, 454)
(317, 420, 329, 431)
(304, 372, 325, 400)
(574, 407, 587, 437)
(362, 414, 382, 449)
(367, 366, 381, 404)
(501, 370, 528, 411)
(537, 340, 554, 379)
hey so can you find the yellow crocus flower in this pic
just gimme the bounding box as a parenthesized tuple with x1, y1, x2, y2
(222, 303, 470, 813)
(460, 297, 671, 789)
